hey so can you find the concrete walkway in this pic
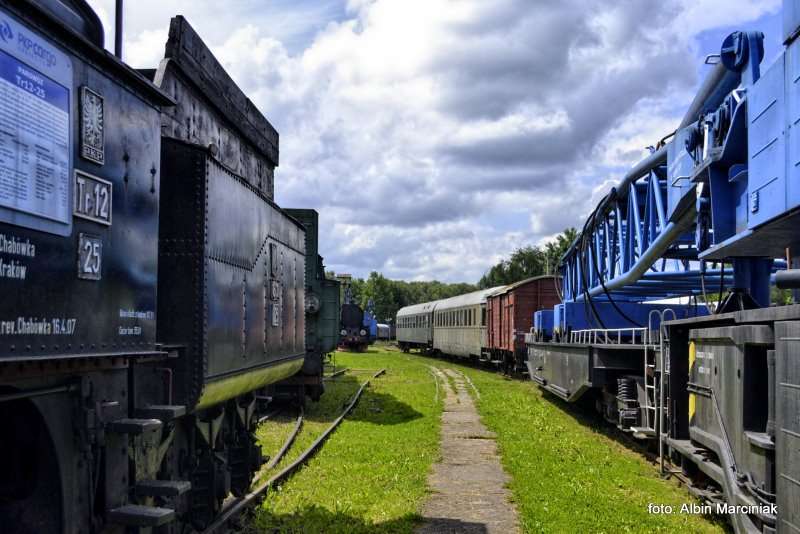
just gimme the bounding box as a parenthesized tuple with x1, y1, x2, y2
(416, 368, 520, 534)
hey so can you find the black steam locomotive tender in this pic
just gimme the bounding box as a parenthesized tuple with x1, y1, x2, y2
(0, 2, 330, 532)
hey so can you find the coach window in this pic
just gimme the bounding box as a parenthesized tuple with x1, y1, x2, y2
(481, 308, 486, 326)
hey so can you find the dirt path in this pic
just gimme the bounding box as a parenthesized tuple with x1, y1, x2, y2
(416, 368, 520, 534)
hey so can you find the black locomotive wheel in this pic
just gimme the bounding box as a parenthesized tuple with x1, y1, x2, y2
(0, 397, 63, 533)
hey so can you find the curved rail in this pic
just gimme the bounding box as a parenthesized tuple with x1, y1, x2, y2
(256, 407, 282, 425)
(202, 368, 387, 533)
(265, 406, 304, 470)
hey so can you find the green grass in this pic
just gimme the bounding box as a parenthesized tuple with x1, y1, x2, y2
(251, 349, 442, 533)
(250, 347, 725, 533)
(438, 357, 727, 534)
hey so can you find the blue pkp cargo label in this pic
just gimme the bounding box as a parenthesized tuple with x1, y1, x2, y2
(0, 8, 72, 236)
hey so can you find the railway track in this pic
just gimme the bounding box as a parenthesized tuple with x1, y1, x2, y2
(202, 368, 387, 533)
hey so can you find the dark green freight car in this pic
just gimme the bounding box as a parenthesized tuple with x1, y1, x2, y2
(282, 209, 341, 401)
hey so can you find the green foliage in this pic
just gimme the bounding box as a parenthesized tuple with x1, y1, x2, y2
(478, 228, 577, 288)
(328, 228, 577, 322)
(336, 272, 477, 323)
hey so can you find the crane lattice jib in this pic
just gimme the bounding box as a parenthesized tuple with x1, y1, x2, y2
(559, 28, 793, 309)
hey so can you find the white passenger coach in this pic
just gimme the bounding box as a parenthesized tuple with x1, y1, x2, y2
(396, 286, 504, 359)
(396, 301, 438, 351)
(432, 287, 503, 358)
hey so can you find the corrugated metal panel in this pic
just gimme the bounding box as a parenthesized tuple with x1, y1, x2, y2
(748, 55, 786, 228)
(776, 321, 800, 533)
(786, 39, 800, 211)
(485, 277, 560, 353)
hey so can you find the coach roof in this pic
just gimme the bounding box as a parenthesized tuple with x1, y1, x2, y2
(397, 300, 441, 317)
(434, 286, 506, 311)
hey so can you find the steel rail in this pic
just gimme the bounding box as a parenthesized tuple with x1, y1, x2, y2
(264, 406, 304, 470)
(256, 407, 282, 425)
(323, 368, 349, 381)
(202, 368, 387, 533)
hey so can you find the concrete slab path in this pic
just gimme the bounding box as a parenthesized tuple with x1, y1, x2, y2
(416, 367, 520, 534)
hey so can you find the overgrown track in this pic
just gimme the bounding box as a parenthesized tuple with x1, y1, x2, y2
(265, 407, 304, 470)
(202, 368, 387, 533)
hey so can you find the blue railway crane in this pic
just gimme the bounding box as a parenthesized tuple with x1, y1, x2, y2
(529, 3, 800, 532)
(557, 26, 792, 331)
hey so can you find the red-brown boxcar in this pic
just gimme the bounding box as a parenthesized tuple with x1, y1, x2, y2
(484, 275, 560, 371)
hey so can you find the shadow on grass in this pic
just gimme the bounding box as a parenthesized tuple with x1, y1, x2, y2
(306, 375, 423, 426)
(248, 504, 488, 534)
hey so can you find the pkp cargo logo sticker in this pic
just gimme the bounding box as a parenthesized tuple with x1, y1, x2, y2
(0, 20, 12, 43)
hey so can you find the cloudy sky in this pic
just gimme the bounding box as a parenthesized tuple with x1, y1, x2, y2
(88, 0, 782, 283)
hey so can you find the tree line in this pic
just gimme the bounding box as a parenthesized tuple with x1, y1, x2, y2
(330, 228, 577, 323)
(477, 228, 577, 288)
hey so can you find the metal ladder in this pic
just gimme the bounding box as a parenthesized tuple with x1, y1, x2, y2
(658, 309, 677, 474)
(642, 309, 678, 471)
(641, 310, 663, 434)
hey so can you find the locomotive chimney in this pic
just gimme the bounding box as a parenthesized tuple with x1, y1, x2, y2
(114, 0, 123, 58)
